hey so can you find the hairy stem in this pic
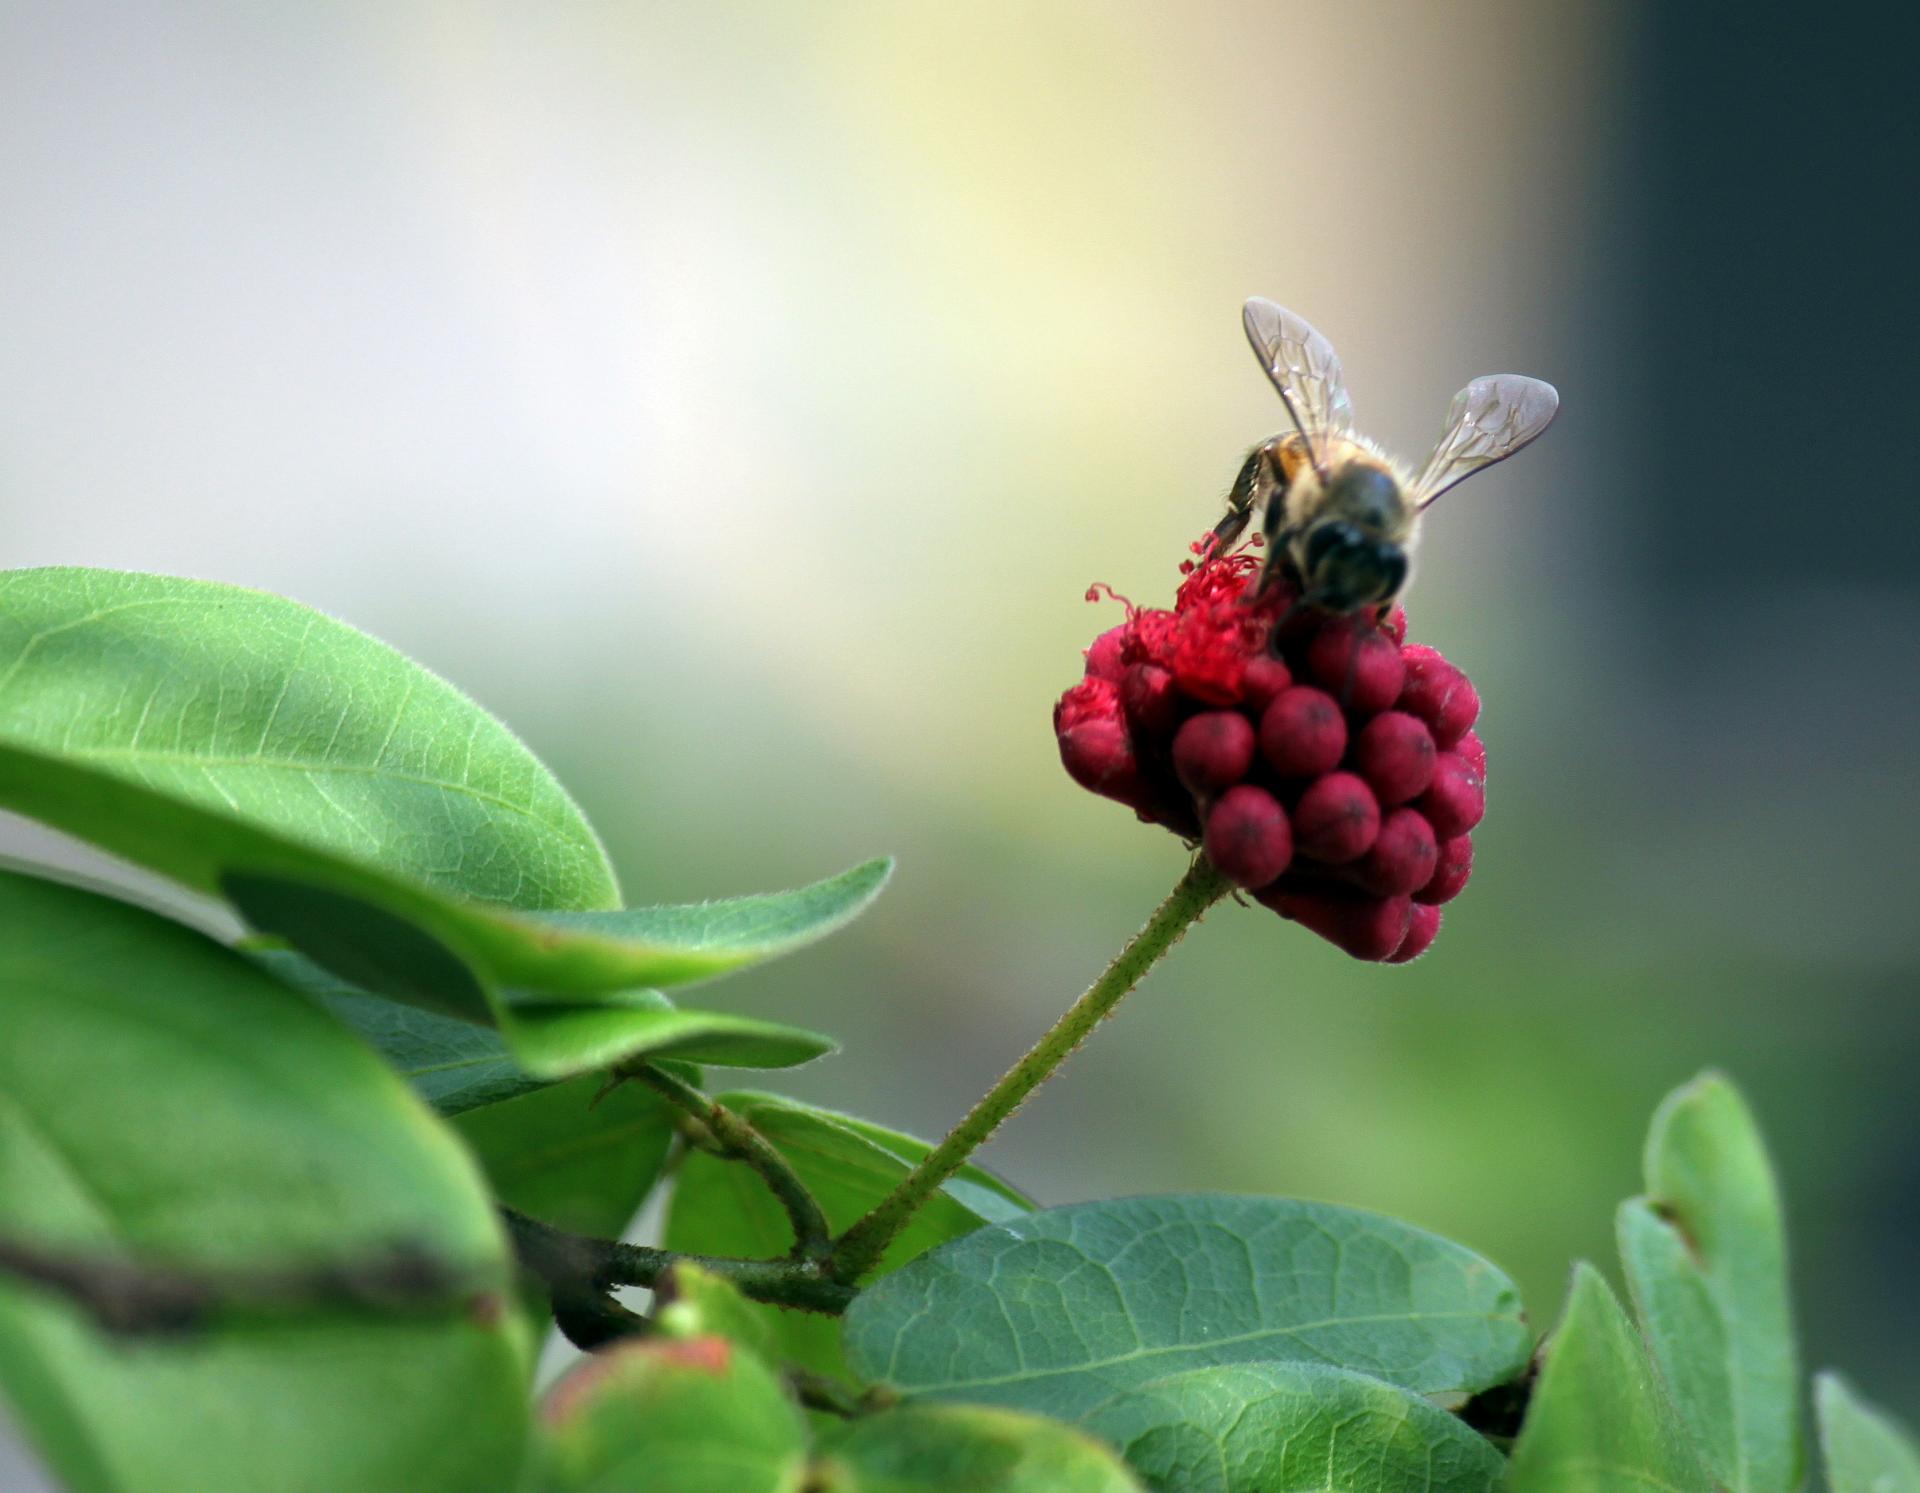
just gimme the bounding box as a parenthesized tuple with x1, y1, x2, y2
(501, 1209, 854, 1318)
(829, 856, 1231, 1283)
(625, 1064, 831, 1258)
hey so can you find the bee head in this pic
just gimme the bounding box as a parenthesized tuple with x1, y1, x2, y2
(1301, 520, 1407, 612)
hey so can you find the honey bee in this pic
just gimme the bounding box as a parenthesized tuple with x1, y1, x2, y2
(1210, 298, 1559, 615)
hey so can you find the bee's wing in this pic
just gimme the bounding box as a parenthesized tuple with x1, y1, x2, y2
(1242, 298, 1354, 468)
(1410, 374, 1559, 509)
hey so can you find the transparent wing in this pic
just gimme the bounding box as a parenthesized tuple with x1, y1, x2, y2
(1411, 374, 1559, 508)
(1242, 298, 1353, 467)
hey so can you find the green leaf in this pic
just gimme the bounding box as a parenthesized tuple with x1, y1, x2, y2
(665, 1093, 1032, 1381)
(0, 870, 531, 1493)
(0, 567, 892, 1015)
(815, 1403, 1142, 1492)
(1078, 1362, 1504, 1493)
(255, 952, 678, 1240)
(253, 949, 546, 1113)
(221, 856, 894, 1011)
(1507, 1263, 1712, 1492)
(265, 946, 834, 1095)
(452, 1079, 676, 1241)
(1817, 1373, 1920, 1493)
(655, 1263, 779, 1361)
(1617, 1071, 1801, 1491)
(531, 1337, 808, 1493)
(841, 1195, 1530, 1423)
(0, 566, 616, 914)
(495, 995, 836, 1079)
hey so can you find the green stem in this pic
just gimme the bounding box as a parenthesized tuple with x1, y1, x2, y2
(829, 856, 1231, 1283)
(626, 1065, 832, 1258)
(501, 1208, 854, 1317)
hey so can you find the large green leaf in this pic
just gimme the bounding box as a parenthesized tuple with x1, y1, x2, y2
(0, 870, 530, 1493)
(531, 1337, 808, 1493)
(1078, 1362, 1504, 1492)
(815, 1403, 1142, 1492)
(0, 566, 615, 914)
(841, 1195, 1531, 1423)
(1818, 1373, 1920, 1493)
(220, 856, 894, 1015)
(1506, 1264, 1711, 1492)
(0, 566, 892, 1017)
(1618, 1071, 1801, 1491)
(665, 1093, 1031, 1381)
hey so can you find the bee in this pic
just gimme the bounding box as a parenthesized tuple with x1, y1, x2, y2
(1210, 298, 1559, 616)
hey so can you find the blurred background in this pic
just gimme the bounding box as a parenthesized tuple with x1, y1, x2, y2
(3, 0, 1915, 1455)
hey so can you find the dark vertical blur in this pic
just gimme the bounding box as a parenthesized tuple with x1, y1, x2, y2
(1625, 0, 1919, 1405)
(1630, 0, 1914, 603)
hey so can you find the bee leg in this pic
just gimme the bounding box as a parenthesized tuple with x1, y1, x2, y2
(1207, 445, 1267, 559)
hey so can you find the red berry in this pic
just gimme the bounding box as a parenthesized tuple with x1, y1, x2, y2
(1306, 618, 1405, 715)
(1122, 663, 1180, 739)
(1240, 655, 1293, 713)
(1084, 625, 1128, 683)
(1418, 752, 1485, 839)
(1387, 903, 1442, 963)
(1352, 711, 1437, 806)
(1204, 786, 1292, 890)
(1172, 711, 1256, 796)
(1398, 645, 1479, 748)
(1057, 717, 1149, 809)
(1265, 888, 1412, 961)
(1354, 807, 1439, 896)
(1259, 687, 1346, 778)
(1416, 834, 1474, 905)
(1291, 771, 1381, 863)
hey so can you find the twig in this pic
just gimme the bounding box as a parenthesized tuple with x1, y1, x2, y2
(830, 857, 1230, 1282)
(623, 1065, 832, 1258)
(500, 1209, 853, 1319)
(0, 1233, 475, 1336)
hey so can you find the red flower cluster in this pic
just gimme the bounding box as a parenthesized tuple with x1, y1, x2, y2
(1053, 547, 1485, 962)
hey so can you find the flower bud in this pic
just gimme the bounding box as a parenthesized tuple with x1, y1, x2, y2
(1456, 729, 1486, 781)
(1354, 806, 1440, 897)
(1291, 771, 1381, 864)
(1121, 663, 1180, 739)
(1265, 888, 1413, 962)
(1084, 625, 1129, 683)
(1239, 654, 1294, 713)
(1058, 717, 1149, 809)
(1398, 645, 1479, 749)
(1415, 834, 1474, 905)
(1387, 903, 1442, 963)
(1352, 710, 1437, 807)
(1418, 752, 1485, 840)
(1203, 786, 1293, 890)
(1259, 687, 1346, 778)
(1306, 618, 1405, 715)
(1173, 711, 1257, 797)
